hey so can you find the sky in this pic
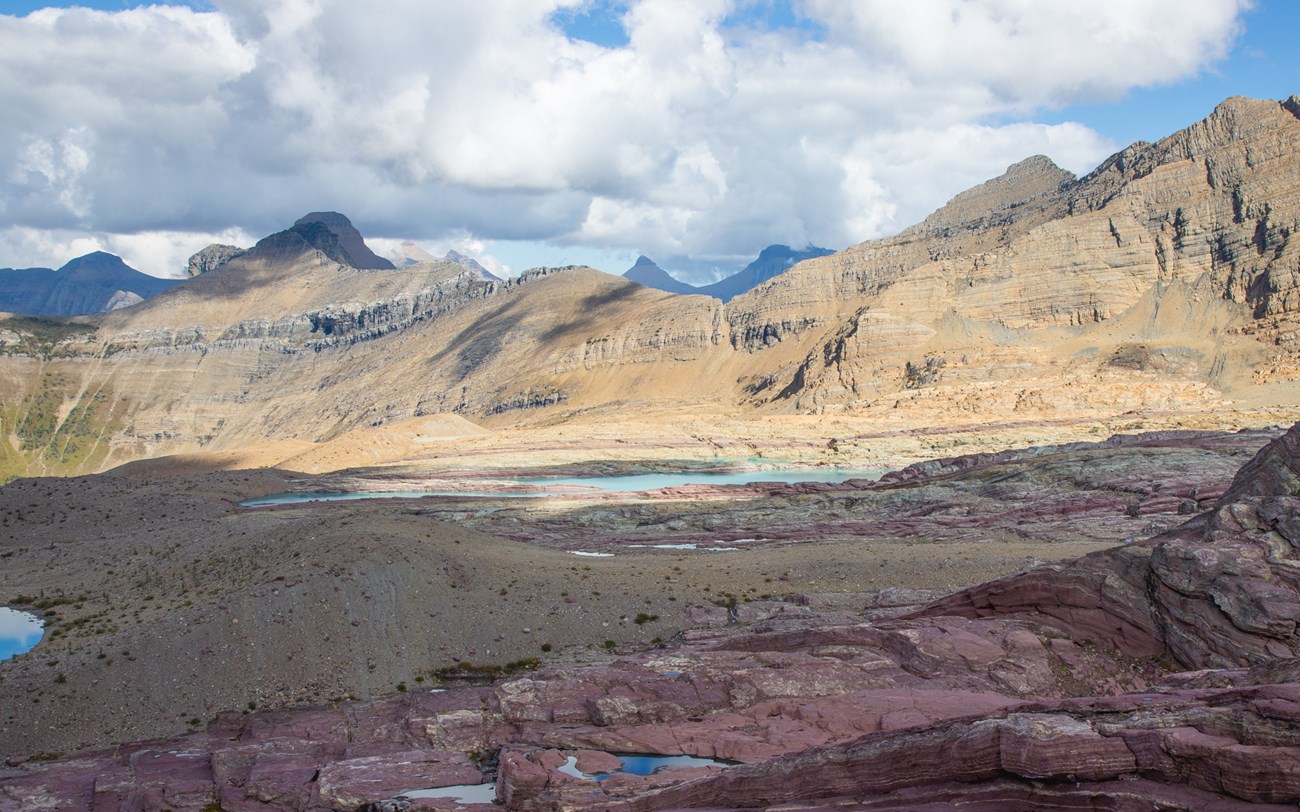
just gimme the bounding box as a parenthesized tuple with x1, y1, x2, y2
(0, 0, 1296, 282)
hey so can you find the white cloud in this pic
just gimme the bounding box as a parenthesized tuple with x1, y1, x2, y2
(0, 0, 1253, 273)
(367, 234, 515, 278)
(0, 225, 255, 277)
(807, 0, 1247, 110)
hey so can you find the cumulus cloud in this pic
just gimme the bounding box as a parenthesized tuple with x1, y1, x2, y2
(0, 0, 1251, 276)
(0, 225, 255, 276)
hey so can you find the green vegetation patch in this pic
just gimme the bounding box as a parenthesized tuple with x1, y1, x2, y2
(431, 657, 540, 684)
(1, 371, 123, 480)
(0, 317, 97, 359)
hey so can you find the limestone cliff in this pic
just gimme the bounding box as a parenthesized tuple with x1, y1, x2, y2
(736, 96, 1300, 412)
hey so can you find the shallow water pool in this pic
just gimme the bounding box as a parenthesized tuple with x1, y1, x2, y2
(598, 754, 732, 778)
(399, 782, 496, 803)
(0, 607, 44, 661)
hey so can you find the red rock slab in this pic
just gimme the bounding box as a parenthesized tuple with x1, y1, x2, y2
(546, 689, 1026, 763)
(499, 747, 729, 812)
(241, 752, 322, 808)
(758, 778, 1298, 811)
(89, 747, 216, 811)
(603, 684, 1300, 812)
(316, 749, 482, 811)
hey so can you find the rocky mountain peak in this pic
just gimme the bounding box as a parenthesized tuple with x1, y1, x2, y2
(292, 212, 396, 270)
(58, 251, 131, 277)
(0, 250, 178, 316)
(186, 244, 246, 277)
(623, 255, 697, 295)
(911, 154, 1075, 237)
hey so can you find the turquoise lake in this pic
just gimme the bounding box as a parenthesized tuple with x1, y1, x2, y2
(241, 468, 886, 507)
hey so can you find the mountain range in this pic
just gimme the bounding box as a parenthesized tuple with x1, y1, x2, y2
(0, 251, 179, 316)
(623, 244, 835, 302)
(0, 94, 1298, 480)
(389, 241, 502, 281)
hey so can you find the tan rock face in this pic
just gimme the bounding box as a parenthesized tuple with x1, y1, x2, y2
(742, 96, 1300, 410)
(2, 96, 1300, 476)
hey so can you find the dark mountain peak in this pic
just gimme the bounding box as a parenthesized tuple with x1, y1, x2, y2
(57, 252, 176, 293)
(291, 212, 396, 270)
(697, 244, 834, 302)
(245, 221, 339, 266)
(623, 256, 698, 296)
(57, 251, 132, 275)
(0, 251, 177, 316)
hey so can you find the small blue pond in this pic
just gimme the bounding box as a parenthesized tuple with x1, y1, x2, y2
(596, 754, 731, 779)
(558, 753, 733, 781)
(241, 468, 885, 506)
(0, 607, 44, 661)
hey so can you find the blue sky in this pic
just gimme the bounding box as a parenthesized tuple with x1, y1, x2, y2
(1038, 1, 1299, 147)
(0, 1, 1295, 279)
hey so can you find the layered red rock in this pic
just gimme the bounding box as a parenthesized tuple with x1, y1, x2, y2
(8, 426, 1300, 810)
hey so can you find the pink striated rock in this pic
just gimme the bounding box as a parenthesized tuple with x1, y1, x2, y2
(1219, 421, 1300, 503)
(243, 752, 320, 807)
(11, 427, 1300, 810)
(316, 749, 482, 811)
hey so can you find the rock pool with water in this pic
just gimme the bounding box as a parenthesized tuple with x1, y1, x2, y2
(0, 607, 43, 660)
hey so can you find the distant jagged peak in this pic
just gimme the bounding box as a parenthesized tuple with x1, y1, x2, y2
(187, 244, 246, 277)
(623, 255, 698, 296)
(444, 250, 501, 281)
(910, 154, 1076, 237)
(696, 244, 835, 302)
(291, 212, 396, 270)
(388, 240, 438, 267)
(388, 242, 500, 281)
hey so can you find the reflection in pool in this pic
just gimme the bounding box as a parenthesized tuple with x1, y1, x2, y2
(598, 754, 732, 779)
(559, 752, 734, 782)
(0, 607, 44, 661)
(240, 468, 885, 506)
(399, 782, 496, 803)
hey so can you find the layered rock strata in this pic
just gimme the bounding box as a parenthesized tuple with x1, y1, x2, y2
(3, 98, 1300, 477)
